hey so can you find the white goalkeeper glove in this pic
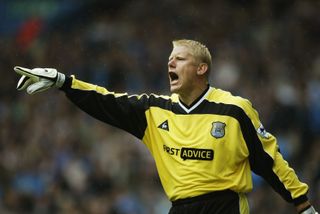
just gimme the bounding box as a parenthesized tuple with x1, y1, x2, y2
(14, 66, 65, 94)
(300, 206, 318, 214)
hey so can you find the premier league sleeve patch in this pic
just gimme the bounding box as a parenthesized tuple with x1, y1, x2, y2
(257, 123, 270, 139)
(211, 122, 226, 139)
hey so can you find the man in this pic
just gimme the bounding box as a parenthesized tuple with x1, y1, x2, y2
(14, 39, 317, 214)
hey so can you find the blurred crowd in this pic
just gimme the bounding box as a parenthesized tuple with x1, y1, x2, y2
(0, 0, 319, 213)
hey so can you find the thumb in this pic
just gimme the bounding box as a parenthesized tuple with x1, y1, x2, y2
(17, 75, 33, 90)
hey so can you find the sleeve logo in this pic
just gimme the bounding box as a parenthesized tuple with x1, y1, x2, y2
(257, 124, 270, 139)
(211, 121, 226, 139)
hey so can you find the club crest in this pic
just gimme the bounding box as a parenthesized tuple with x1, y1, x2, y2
(211, 122, 226, 139)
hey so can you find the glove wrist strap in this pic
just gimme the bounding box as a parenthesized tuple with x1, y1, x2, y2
(55, 72, 65, 88)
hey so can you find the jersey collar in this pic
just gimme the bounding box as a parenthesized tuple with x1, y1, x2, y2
(178, 85, 211, 113)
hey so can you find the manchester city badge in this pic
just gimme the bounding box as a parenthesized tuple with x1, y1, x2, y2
(211, 122, 226, 139)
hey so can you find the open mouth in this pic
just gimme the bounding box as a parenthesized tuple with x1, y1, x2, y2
(169, 72, 179, 82)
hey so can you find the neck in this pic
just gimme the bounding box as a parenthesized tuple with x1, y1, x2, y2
(179, 84, 209, 106)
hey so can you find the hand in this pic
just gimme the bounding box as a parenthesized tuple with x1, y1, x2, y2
(14, 66, 65, 94)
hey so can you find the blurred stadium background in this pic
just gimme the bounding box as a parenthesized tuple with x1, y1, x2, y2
(0, 0, 319, 213)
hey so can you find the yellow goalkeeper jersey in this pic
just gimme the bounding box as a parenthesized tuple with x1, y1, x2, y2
(61, 76, 309, 205)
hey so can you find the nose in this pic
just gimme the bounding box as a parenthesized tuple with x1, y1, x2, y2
(168, 58, 176, 69)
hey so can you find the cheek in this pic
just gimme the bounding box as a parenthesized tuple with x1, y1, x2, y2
(178, 64, 196, 81)
(184, 68, 196, 79)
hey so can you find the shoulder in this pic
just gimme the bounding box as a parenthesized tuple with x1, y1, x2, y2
(207, 87, 266, 131)
(146, 93, 179, 103)
(207, 87, 260, 121)
(133, 93, 177, 109)
(145, 93, 177, 102)
(207, 87, 253, 110)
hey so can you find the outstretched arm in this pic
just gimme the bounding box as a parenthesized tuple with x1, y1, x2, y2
(14, 66, 149, 139)
(59, 75, 149, 139)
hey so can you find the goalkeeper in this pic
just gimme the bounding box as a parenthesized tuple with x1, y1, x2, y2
(14, 39, 317, 214)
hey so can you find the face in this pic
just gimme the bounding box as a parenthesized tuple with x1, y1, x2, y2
(168, 46, 199, 94)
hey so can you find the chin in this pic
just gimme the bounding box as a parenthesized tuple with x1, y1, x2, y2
(170, 85, 180, 94)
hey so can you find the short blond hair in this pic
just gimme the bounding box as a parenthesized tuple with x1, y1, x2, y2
(172, 39, 212, 75)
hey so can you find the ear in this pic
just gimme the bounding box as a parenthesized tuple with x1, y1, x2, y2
(196, 63, 208, 76)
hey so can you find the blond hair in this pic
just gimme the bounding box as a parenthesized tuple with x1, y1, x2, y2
(172, 39, 212, 75)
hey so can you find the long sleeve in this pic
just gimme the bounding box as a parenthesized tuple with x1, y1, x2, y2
(240, 99, 309, 205)
(60, 76, 149, 139)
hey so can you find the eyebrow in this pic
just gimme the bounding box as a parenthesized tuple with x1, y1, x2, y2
(168, 53, 188, 60)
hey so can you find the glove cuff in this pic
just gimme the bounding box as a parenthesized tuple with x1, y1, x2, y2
(55, 72, 65, 88)
(300, 206, 318, 214)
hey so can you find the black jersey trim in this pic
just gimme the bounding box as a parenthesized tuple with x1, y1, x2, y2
(64, 84, 149, 140)
(171, 190, 238, 206)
